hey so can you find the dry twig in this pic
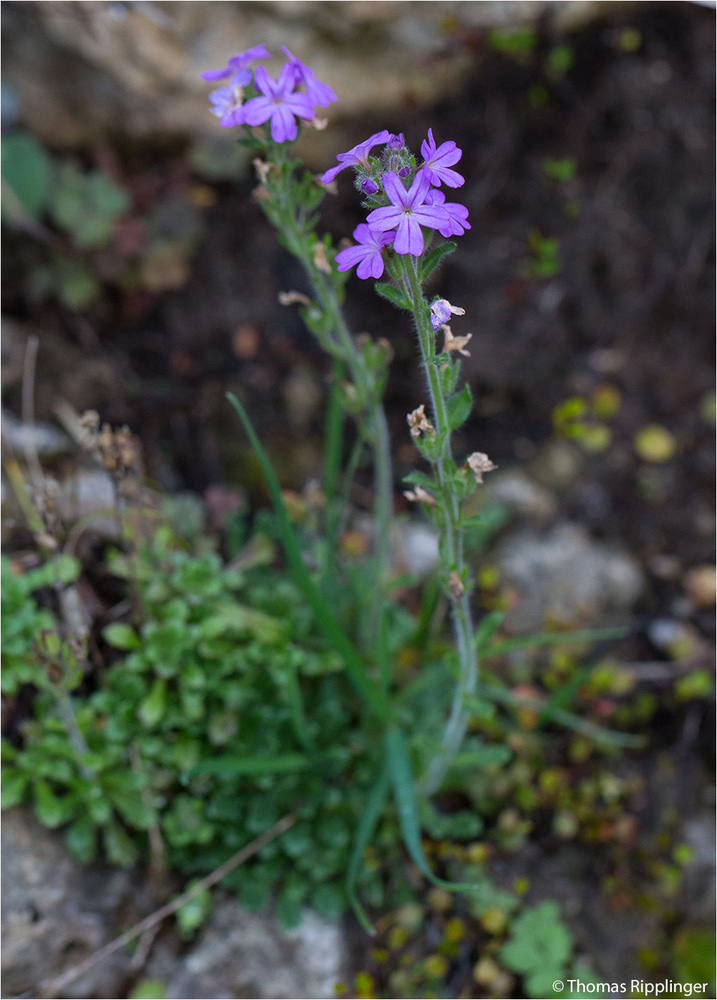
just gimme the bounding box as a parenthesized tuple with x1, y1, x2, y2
(36, 813, 296, 999)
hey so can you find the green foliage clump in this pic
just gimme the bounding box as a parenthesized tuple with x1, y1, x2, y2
(1, 528, 382, 928)
(1, 554, 80, 694)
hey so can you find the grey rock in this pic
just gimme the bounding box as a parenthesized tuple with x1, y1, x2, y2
(1, 808, 140, 999)
(530, 440, 586, 490)
(391, 520, 440, 577)
(1, 409, 71, 458)
(488, 468, 557, 521)
(494, 522, 644, 633)
(5, 2, 605, 154)
(146, 897, 347, 1000)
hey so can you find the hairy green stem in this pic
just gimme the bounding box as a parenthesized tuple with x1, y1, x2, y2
(267, 162, 394, 609)
(400, 256, 478, 796)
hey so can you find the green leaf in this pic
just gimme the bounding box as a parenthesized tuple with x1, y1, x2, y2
(191, 753, 309, 778)
(474, 611, 505, 652)
(419, 241, 457, 281)
(200, 603, 285, 644)
(447, 383, 473, 432)
(176, 884, 211, 938)
(33, 779, 72, 828)
(385, 728, 477, 892)
(374, 282, 411, 311)
(103, 822, 138, 867)
(403, 470, 436, 491)
(102, 623, 142, 651)
(106, 789, 155, 830)
(499, 900, 572, 973)
(128, 979, 167, 1000)
(346, 765, 391, 934)
(226, 392, 389, 722)
(278, 873, 309, 930)
(483, 626, 626, 658)
(311, 883, 345, 922)
(65, 816, 97, 863)
(1, 768, 27, 809)
(138, 678, 166, 727)
(1, 133, 51, 219)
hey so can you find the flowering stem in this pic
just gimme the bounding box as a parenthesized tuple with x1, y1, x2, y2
(399, 254, 478, 796)
(262, 157, 394, 617)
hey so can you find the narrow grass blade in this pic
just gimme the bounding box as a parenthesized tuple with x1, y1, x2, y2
(475, 683, 643, 748)
(474, 610, 506, 652)
(322, 361, 345, 504)
(377, 603, 390, 692)
(226, 392, 390, 722)
(385, 728, 478, 891)
(284, 660, 313, 750)
(538, 665, 593, 724)
(482, 626, 626, 658)
(346, 765, 391, 934)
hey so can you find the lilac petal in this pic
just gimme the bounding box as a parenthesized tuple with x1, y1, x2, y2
(382, 171, 411, 208)
(242, 95, 273, 127)
(284, 93, 315, 119)
(252, 64, 274, 98)
(202, 67, 232, 82)
(420, 128, 436, 160)
(304, 71, 337, 108)
(412, 205, 453, 229)
(394, 216, 424, 256)
(277, 62, 298, 94)
(365, 205, 401, 232)
(241, 44, 271, 62)
(320, 163, 347, 185)
(356, 252, 384, 280)
(271, 104, 297, 143)
(229, 67, 252, 89)
(335, 244, 370, 272)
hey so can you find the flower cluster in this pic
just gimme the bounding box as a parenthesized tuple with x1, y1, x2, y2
(202, 44, 336, 142)
(327, 130, 471, 277)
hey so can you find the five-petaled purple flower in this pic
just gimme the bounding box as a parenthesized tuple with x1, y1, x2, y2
(320, 130, 393, 185)
(366, 171, 451, 256)
(281, 46, 337, 108)
(201, 45, 271, 86)
(242, 64, 315, 143)
(425, 189, 471, 238)
(420, 128, 465, 188)
(335, 224, 394, 280)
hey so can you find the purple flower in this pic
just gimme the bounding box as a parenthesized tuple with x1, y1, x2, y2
(209, 85, 245, 128)
(366, 170, 450, 256)
(335, 224, 394, 280)
(320, 130, 392, 185)
(201, 45, 271, 86)
(281, 46, 337, 108)
(242, 64, 315, 143)
(387, 133, 405, 150)
(425, 189, 471, 238)
(430, 297, 465, 330)
(420, 128, 465, 188)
